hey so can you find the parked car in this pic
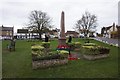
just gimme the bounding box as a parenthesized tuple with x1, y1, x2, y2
(79, 34, 85, 38)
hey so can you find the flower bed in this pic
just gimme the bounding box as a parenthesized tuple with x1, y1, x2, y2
(81, 43, 110, 60)
(31, 45, 68, 69)
(32, 58, 68, 69)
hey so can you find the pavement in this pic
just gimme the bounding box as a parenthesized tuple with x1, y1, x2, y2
(92, 37, 120, 47)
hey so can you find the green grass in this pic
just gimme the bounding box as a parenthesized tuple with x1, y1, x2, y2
(2, 38, 119, 78)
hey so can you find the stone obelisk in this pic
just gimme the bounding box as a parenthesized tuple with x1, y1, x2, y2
(58, 11, 66, 45)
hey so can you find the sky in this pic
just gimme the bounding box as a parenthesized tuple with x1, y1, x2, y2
(118, 1, 120, 26)
(0, 0, 119, 33)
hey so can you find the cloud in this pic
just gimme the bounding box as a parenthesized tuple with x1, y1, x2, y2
(0, 0, 119, 33)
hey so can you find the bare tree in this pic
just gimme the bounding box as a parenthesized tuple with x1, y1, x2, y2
(28, 10, 52, 40)
(74, 11, 97, 37)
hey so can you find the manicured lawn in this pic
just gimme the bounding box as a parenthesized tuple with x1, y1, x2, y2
(2, 38, 119, 78)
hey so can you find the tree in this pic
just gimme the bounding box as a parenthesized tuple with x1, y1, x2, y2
(28, 10, 52, 40)
(74, 11, 97, 37)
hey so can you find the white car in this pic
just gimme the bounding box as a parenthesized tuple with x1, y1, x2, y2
(0, 36, 2, 40)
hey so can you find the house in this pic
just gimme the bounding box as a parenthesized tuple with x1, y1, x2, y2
(101, 26, 112, 38)
(101, 23, 120, 39)
(0, 25, 14, 40)
(65, 31, 79, 38)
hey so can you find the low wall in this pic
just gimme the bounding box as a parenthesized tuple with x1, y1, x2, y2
(32, 58, 68, 69)
(83, 54, 109, 60)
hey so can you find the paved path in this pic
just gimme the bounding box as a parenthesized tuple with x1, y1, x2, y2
(92, 37, 120, 47)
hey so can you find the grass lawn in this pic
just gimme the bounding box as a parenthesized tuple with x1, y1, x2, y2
(2, 38, 119, 78)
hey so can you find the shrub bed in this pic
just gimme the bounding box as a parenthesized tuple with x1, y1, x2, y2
(31, 45, 69, 69)
(81, 43, 110, 60)
(32, 58, 68, 69)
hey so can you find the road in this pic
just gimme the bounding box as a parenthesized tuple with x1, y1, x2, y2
(93, 37, 120, 47)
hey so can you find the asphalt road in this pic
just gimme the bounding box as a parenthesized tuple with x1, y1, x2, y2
(93, 37, 120, 47)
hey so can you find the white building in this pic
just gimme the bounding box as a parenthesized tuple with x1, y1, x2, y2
(102, 23, 119, 38)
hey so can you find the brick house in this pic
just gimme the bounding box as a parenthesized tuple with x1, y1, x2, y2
(0, 25, 14, 40)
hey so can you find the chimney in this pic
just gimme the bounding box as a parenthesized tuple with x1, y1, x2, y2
(113, 23, 115, 31)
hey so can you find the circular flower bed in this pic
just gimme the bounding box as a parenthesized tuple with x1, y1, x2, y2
(31, 44, 69, 69)
(81, 43, 110, 60)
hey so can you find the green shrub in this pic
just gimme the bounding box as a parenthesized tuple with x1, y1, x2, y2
(57, 50, 69, 54)
(41, 42, 50, 48)
(31, 45, 44, 51)
(32, 50, 69, 61)
(33, 54, 61, 61)
(97, 46, 110, 54)
(67, 42, 74, 45)
(57, 50, 69, 58)
(82, 46, 94, 49)
(81, 45, 110, 55)
(74, 42, 81, 48)
(67, 42, 75, 50)
(81, 46, 99, 55)
(83, 43, 97, 46)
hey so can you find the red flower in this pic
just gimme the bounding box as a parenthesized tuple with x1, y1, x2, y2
(57, 45, 70, 49)
(68, 54, 78, 60)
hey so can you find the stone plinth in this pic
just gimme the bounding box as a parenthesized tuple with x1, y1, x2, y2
(58, 38, 66, 45)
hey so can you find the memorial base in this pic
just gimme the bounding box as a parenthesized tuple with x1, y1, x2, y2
(58, 38, 66, 45)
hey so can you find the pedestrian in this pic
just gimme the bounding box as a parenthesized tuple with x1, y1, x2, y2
(45, 35, 49, 42)
(68, 36, 72, 43)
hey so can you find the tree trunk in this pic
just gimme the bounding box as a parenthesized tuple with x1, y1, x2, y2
(86, 30, 89, 37)
(29, 32, 30, 39)
(25, 33, 27, 39)
(84, 31, 87, 38)
(39, 32, 42, 40)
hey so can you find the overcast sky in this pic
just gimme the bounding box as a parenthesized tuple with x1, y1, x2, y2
(0, 0, 119, 33)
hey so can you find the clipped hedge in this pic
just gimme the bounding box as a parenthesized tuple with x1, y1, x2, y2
(74, 42, 81, 48)
(83, 43, 97, 46)
(41, 42, 50, 48)
(57, 50, 69, 59)
(31, 45, 44, 51)
(57, 50, 69, 54)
